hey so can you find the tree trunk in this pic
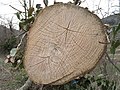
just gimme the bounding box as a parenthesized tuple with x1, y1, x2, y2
(24, 3, 107, 85)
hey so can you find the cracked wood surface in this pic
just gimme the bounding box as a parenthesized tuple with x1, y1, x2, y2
(24, 3, 107, 85)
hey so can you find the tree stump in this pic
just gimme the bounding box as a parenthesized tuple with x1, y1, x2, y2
(24, 3, 107, 85)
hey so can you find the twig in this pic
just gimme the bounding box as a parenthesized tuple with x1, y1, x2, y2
(29, 0, 31, 8)
(17, 78, 32, 90)
(11, 61, 22, 70)
(9, 5, 23, 13)
(97, 0, 101, 9)
(106, 52, 120, 72)
(17, 32, 27, 49)
(23, 0, 27, 20)
(39, 84, 43, 90)
(32, 0, 34, 7)
(18, 0, 24, 8)
(16, 31, 27, 38)
(0, 65, 12, 76)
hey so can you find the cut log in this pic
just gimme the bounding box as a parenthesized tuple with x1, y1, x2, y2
(24, 3, 107, 85)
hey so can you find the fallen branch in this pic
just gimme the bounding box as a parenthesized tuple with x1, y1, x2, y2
(17, 78, 44, 90)
(17, 78, 32, 90)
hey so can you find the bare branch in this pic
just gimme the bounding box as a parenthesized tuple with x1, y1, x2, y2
(106, 52, 120, 73)
(9, 5, 23, 13)
(23, 0, 27, 20)
(17, 32, 27, 49)
(29, 0, 31, 8)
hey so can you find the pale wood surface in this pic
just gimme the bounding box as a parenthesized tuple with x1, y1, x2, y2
(24, 4, 107, 85)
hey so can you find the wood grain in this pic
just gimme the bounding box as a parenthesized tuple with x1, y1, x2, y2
(24, 3, 107, 85)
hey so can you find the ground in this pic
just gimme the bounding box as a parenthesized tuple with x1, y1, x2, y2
(0, 54, 27, 90)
